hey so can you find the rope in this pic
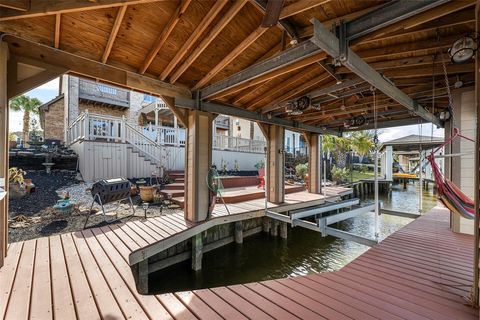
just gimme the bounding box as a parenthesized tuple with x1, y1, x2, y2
(442, 58, 456, 127)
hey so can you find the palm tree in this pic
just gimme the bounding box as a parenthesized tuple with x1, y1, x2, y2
(9, 95, 42, 145)
(350, 131, 374, 163)
(321, 134, 351, 168)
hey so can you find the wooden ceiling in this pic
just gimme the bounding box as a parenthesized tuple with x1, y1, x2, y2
(0, 0, 476, 132)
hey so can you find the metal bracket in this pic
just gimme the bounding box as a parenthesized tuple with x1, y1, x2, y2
(338, 21, 348, 63)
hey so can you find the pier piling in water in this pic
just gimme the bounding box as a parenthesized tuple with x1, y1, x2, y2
(192, 233, 203, 271)
(235, 221, 243, 244)
(280, 222, 288, 239)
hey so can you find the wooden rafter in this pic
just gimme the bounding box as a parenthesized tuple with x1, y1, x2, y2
(192, 26, 268, 90)
(139, 0, 191, 74)
(279, 0, 331, 19)
(160, 0, 227, 81)
(54, 13, 61, 49)
(101, 5, 127, 63)
(261, 72, 330, 114)
(169, 0, 248, 84)
(0, 0, 162, 21)
(0, 0, 28, 11)
(364, 0, 475, 41)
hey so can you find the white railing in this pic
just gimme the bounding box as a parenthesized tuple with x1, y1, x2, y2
(79, 79, 130, 108)
(66, 112, 267, 154)
(124, 122, 163, 165)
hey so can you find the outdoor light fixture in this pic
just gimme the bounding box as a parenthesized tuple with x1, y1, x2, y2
(439, 110, 451, 121)
(284, 96, 311, 115)
(449, 36, 477, 64)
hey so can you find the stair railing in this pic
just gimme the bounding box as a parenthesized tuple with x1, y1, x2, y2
(124, 120, 164, 167)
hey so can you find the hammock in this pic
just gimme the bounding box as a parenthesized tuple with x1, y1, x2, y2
(426, 128, 476, 219)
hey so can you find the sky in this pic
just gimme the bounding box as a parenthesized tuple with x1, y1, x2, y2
(11, 77, 444, 142)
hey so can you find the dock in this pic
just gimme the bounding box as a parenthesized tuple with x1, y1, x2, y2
(1, 196, 477, 319)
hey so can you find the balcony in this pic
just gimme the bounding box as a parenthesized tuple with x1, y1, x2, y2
(215, 115, 230, 130)
(78, 79, 130, 109)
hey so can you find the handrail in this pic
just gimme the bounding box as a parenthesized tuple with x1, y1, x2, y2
(124, 122, 162, 148)
(68, 112, 86, 130)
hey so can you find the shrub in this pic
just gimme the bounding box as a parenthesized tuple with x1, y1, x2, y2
(254, 160, 265, 169)
(295, 163, 309, 180)
(331, 166, 350, 185)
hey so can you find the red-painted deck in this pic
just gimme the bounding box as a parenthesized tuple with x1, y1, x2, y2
(0, 202, 477, 319)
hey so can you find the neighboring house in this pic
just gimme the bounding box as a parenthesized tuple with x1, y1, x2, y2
(39, 75, 273, 180)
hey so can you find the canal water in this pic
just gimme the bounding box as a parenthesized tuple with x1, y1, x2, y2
(149, 181, 438, 294)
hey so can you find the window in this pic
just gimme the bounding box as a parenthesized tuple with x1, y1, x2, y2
(286, 137, 291, 152)
(143, 94, 156, 103)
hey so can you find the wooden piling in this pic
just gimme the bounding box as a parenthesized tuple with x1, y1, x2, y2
(137, 259, 149, 294)
(270, 220, 278, 237)
(191, 233, 203, 271)
(279, 222, 288, 239)
(234, 221, 243, 244)
(262, 217, 271, 233)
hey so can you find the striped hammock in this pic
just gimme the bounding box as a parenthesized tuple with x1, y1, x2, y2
(426, 128, 476, 219)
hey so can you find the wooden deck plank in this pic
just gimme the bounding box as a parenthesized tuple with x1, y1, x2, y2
(227, 284, 301, 320)
(150, 216, 183, 234)
(107, 224, 142, 252)
(337, 268, 477, 319)
(192, 289, 249, 320)
(292, 276, 405, 320)
(70, 232, 126, 319)
(49, 235, 77, 320)
(308, 273, 433, 320)
(60, 233, 100, 320)
(0, 242, 23, 319)
(174, 291, 223, 320)
(29, 237, 53, 320)
(130, 219, 166, 241)
(243, 282, 326, 320)
(123, 222, 157, 245)
(261, 280, 351, 320)
(210, 286, 275, 320)
(276, 277, 377, 320)
(81, 229, 150, 320)
(89, 227, 174, 319)
(4, 240, 35, 320)
(156, 293, 198, 320)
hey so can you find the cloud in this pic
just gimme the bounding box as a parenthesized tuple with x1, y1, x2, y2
(36, 78, 59, 91)
(379, 123, 444, 142)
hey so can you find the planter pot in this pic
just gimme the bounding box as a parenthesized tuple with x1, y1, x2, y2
(139, 186, 154, 202)
(257, 168, 265, 177)
(130, 185, 138, 196)
(9, 183, 26, 199)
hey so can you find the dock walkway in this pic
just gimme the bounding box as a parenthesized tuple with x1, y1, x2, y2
(1, 193, 477, 319)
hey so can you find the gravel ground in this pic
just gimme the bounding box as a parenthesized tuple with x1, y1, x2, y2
(8, 171, 183, 243)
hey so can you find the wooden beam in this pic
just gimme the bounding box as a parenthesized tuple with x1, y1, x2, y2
(0, 0, 30, 11)
(160, 95, 187, 127)
(4, 35, 191, 98)
(159, 0, 227, 81)
(54, 13, 61, 49)
(251, 0, 297, 40)
(101, 5, 127, 63)
(311, 18, 442, 127)
(261, 72, 330, 113)
(0, 0, 162, 21)
(175, 96, 335, 134)
(193, 26, 268, 90)
(201, 40, 324, 99)
(363, 1, 475, 41)
(0, 0, 28, 11)
(169, 0, 247, 84)
(139, 0, 191, 74)
(279, 0, 330, 19)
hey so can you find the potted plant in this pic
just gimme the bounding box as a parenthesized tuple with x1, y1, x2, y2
(8, 133, 17, 149)
(295, 163, 309, 188)
(8, 167, 27, 199)
(255, 160, 265, 177)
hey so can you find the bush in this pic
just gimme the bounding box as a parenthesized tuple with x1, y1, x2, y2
(295, 163, 308, 180)
(254, 160, 265, 169)
(331, 166, 350, 185)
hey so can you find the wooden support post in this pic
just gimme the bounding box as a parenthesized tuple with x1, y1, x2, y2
(191, 233, 203, 271)
(270, 219, 278, 237)
(306, 133, 322, 194)
(262, 216, 271, 233)
(234, 221, 243, 244)
(184, 110, 214, 222)
(266, 125, 285, 203)
(0, 42, 8, 268)
(137, 259, 149, 294)
(279, 222, 288, 239)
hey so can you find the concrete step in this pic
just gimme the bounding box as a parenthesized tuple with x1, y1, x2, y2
(163, 183, 184, 190)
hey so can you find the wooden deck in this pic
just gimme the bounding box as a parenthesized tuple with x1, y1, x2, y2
(1, 197, 477, 319)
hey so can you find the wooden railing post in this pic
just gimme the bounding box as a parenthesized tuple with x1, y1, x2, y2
(84, 110, 90, 140)
(121, 115, 126, 143)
